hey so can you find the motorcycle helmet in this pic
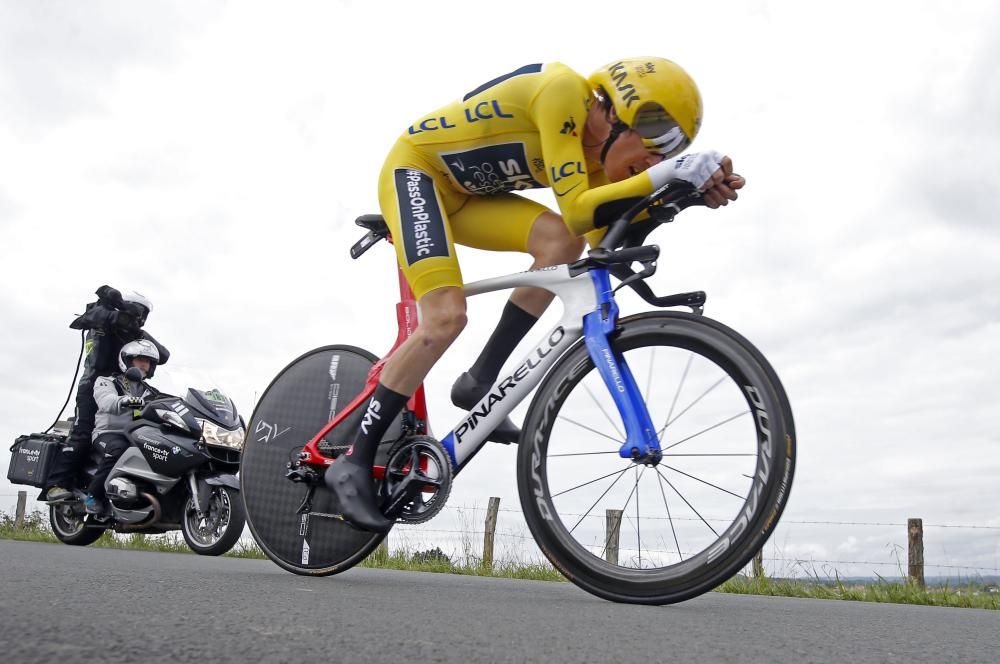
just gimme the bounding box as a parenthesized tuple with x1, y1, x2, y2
(118, 339, 160, 377)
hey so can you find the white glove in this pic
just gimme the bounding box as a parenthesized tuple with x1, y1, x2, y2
(118, 395, 145, 411)
(647, 150, 724, 191)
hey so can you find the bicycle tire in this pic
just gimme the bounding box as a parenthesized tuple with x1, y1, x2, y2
(516, 311, 795, 604)
(241, 344, 399, 576)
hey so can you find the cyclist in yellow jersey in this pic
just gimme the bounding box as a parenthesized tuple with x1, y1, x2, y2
(327, 57, 745, 532)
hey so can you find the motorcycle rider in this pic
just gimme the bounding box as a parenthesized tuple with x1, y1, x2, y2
(44, 285, 170, 500)
(82, 340, 161, 515)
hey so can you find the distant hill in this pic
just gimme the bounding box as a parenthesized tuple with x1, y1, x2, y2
(777, 575, 1000, 588)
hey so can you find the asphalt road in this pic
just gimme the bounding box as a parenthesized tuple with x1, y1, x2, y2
(0, 539, 996, 663)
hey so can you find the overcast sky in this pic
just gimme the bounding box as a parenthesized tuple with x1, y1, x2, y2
(1, 0, 997, 579)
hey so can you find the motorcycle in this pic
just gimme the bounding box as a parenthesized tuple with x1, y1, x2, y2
(43, 378, 247, 556)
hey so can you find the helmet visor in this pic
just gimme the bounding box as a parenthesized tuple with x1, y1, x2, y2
(631, 103, 690, 158)
(127, 353, 158, 363)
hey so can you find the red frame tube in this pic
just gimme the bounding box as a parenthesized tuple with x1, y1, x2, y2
(298, 260, 428, 470)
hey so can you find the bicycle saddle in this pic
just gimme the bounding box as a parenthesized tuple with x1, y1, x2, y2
(355, 214, 388, 235)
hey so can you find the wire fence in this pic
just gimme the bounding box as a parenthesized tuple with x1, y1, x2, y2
(382, 525, 1000, 573)
(3, 490, 998, 579)
(440, 503, 1000, 531)
(366, 503, 1000, 579)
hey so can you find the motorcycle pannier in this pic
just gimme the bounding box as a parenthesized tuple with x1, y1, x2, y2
(7, 433, 65, 488)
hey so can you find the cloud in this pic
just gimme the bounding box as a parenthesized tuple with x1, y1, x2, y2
(2, 1, 999, 580)
(0, 1, 221, 134)
(836, 536, 860, 554)
(0, 186, 17, 223)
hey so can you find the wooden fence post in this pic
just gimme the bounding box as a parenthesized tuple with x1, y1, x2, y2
(15, 491, 27, 530)
(908, 518, 924, 587)
(482, 497, 500, 569)
(753, 550, 765, 578)
(605, 509, 623, 565)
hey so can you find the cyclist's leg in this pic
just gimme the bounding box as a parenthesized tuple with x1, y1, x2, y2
(512, 209, 586, 315)
(449, 199, 585, 424)
(379, 286, 467, 393)
(326, 152, 468, 532)
(378, 158, 470, 391)
(450, 195, 586, 315)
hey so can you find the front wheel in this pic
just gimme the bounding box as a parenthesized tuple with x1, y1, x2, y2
(181, 485, 246, 556)
(517, 311, 795, 605)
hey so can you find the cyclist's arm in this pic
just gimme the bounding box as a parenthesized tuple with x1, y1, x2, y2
(530, 73, 656, 236)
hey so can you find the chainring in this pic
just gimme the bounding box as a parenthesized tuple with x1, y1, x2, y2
(380, 435, 453, 524)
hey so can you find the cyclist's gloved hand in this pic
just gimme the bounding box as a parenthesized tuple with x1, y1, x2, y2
(647, 151, 743, 209)
(119, 395, 145, 411)
(702, 169, 745, 209)
(646, 150, 724, 190)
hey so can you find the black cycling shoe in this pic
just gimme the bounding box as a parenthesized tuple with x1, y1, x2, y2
(450, 371, 521, 445)
(324, 461, 393, 534)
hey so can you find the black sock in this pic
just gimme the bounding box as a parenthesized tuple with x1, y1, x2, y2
(343, 382, 409, 468)
(468, 300, 539, 382)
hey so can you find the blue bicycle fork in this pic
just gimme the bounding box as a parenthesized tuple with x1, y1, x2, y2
(584, 269, 662, 462)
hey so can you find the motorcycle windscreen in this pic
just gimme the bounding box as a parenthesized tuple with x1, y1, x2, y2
(240, 346, 401, 569)
(187, 388, 241, 429)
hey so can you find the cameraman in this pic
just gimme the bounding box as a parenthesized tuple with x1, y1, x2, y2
(43, 285, 170, 500)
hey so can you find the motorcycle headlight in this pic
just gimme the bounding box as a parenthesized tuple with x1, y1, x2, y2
(197, 419, 245, 450)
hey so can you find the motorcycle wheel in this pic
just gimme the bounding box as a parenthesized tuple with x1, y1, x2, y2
(181, 485, 246, 556)
(49, 502, 106, 546)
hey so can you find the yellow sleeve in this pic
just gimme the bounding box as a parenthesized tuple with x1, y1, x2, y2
(529, 70, 656, 236)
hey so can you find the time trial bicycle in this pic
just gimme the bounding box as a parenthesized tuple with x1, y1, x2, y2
(239, 182, 796, 605)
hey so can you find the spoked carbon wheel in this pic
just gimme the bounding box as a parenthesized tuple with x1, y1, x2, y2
(517, 312, 795, 605)
(241, 345, 401, 576)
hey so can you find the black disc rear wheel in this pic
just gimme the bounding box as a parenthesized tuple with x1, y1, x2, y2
(241, 345, 400, 575)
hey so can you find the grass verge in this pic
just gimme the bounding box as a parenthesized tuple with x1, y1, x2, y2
(359, 544, 565, 582)
(3, 508, 997, 609)
(718, 573, 998, 610)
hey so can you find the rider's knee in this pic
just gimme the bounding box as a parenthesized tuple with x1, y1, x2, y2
(421, 315, 467, 350)
(530, 212, 585, 265)
(560, 234, 587, 262)
(418, 293, 468, 349)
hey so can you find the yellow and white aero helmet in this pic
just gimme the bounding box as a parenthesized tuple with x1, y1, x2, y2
(588, 57, 703, 159)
